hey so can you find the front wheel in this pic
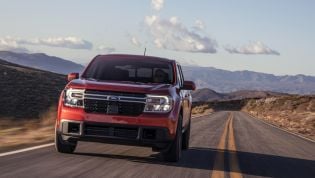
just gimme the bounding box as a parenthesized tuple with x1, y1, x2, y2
(162, 115, 183, 162)
(55, 129, 77, 154)
(182, 119, 191, 150)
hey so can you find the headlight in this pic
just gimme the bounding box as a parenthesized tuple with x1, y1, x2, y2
(64, 88, 85, 108)
(144, 95, 173, 113)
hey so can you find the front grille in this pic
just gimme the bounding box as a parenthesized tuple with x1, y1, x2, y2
(84, 90, 146, 116)
(84, 124, 138, 139)
(84, 100, 145, 116)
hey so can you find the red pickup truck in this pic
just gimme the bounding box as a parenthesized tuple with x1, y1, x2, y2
(55, 54, 196, 162)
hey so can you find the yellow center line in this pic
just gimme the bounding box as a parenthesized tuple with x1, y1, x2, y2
(228, 114, 243, 178)
(210, 113, 232, 178)
(210, 112, 243, 178)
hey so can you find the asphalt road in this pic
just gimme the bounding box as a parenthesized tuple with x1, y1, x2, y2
(0, 111, 314, 178)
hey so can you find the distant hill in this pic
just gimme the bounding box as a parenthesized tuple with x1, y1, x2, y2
(0, 51, 84, 75)
(183, 66, 315, 95)
(0, 58, 66, 118)
(192, 88, 288, 102)
(192, 88, 225, 102)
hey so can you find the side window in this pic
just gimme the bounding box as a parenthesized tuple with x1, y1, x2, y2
(176, 64, 183, 87)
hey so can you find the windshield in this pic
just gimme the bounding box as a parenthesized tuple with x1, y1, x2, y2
(82, 57, 174, 84)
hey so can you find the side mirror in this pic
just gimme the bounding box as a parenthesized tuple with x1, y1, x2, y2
(182, 81, 196, 90)
(67, 73, 79, 82)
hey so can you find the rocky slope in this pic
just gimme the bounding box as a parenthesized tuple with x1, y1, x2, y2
(0, 59, 66, 119)
(243, 95, 315, 140)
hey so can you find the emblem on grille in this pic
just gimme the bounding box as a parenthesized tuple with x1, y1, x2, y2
(108, 96, 119, 101)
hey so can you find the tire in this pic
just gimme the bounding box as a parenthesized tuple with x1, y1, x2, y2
(55, 129, 77, 154)
(182, 119, 191, 150)
(163, 115, 183, 162)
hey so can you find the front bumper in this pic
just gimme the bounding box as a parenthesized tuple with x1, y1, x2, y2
(58, 105, 179, 137)
(58, 120, 173, 150)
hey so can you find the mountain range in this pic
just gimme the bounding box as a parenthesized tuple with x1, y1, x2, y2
(183, 66, 315, 94)
(1, 50, 314, 95)
(0, 51, 84, 74)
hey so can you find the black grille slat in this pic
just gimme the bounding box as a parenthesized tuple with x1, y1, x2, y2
(114, 127, 138, 139)
(84, 100, 108, 113)
(85, 125, 111, 136)
(85, 124, 138, 139)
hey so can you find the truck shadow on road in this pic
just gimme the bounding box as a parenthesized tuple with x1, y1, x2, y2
(75, 147, 315, 178)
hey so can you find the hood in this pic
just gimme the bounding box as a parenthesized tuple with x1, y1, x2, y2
(66, 79, 174, 95)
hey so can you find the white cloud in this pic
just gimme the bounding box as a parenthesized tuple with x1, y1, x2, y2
(144, 15, 217, 53)
(145, 15, 158, 26)
(151, 0, 164, 11)
(225, 41, 280, 55)
(97, 45, 115, 54)
(193, 19, 205, 30)
(20, 36, 93, 50)
(130, 36, 142, 47)
(0, 37, 30, 53)
(169, 16, 179, 25)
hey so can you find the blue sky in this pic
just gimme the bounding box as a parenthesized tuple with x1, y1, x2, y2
(0, 0, 314, 75)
